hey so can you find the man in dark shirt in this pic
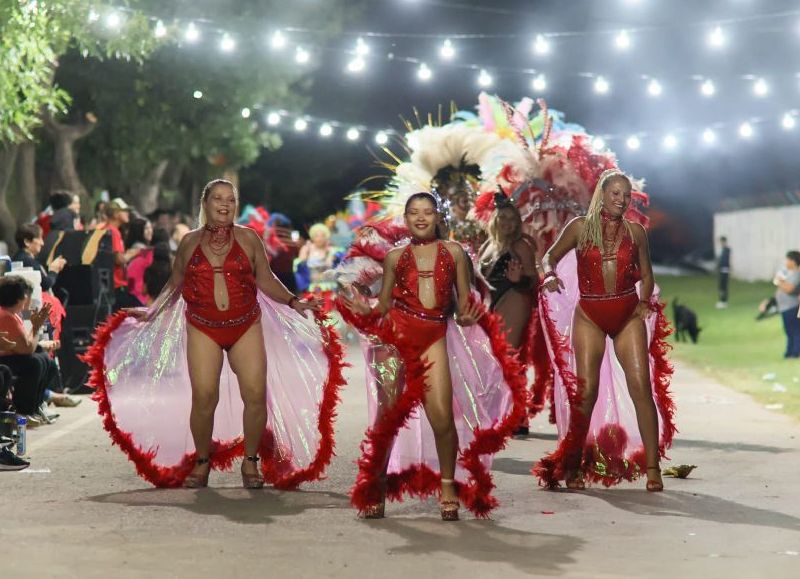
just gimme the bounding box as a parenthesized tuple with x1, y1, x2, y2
(717, 236, 731, 309)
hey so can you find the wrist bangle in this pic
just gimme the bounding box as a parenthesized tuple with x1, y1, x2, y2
(543, 271, 557, 280)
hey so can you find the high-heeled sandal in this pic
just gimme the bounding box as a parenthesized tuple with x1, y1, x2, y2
(440, 479, 460, 521)
(241, 455, 265, 489)
(360, 476, 387, 519)
(183, 457, 210, 488)
(646, 466, 664, 492)
(564, 470, 585, 490)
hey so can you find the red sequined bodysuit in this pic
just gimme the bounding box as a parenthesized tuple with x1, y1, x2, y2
(388, 241, 456, 360)
(182, 238, 261, 350)
(576, 214, 641, 337)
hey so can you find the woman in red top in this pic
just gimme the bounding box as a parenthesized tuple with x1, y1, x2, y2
(342, 193, 526, 520)
(535, 170, 674, 492)
(86, 180, 345, 491)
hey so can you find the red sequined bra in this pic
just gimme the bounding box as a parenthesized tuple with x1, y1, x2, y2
(182, 239, 260, 326)
(391, 242, 456, 321)
(576, 225, 640, 299)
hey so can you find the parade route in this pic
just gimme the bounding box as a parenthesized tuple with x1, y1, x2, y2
(2, 348, 799, 579)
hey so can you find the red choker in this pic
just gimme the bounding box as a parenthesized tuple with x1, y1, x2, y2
(410, 236, 439, 246)
(600, 208, 623, 222)
(204, 223, 234, 256)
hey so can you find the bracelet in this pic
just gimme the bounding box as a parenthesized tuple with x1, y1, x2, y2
(287, 296, 298, 309)
(543, 271, 557, 280)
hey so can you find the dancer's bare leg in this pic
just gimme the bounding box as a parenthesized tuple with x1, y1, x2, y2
(228, 321, 268, 477)
(370, 344, 403, 475)
(186, 325, 225, 477)
(568, 306, 607, 486)
(420, 338, 459, 503)
(613, 316, 663, 488)
(495, 289, 532, 349)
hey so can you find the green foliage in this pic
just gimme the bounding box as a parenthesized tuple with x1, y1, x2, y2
(0, 0, 158, 142)
(658, 274, 800, 419)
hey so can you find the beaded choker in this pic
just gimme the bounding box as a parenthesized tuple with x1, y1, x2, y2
(600, 208, 623, 222)
(410, 236, 438, 246)
(204, 223, 234, 256)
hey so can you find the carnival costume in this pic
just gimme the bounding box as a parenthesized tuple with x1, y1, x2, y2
(337, 233, 526, 518)
(533, 213, 675, 487)
(83, 229, 345, 489)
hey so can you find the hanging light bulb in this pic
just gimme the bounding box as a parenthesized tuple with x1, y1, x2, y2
(700, 79, 716, 97)
(294, 118, 308, 132)
(192, 90, 203, 99)
(417, 63, 433, 82)
(319, 123, 334, 137)
(346, 127, 361, 141)
(663, 134, 678, 150)
(782, 113, 797, 130)
(626, 135, 641, 150)
(88, 9, 100, 23)
(295, 46, 310, 64)
(185, 22, 200, 43)
(594, 76, 610, 94)
(270, 30, 287, 49)
(592, 137, 606, 152)
(355, 37, 370, 56)
(753, 78, 769, 97)
(440, 39, 456, 60)
(707, 26, 726, 49)
(375, 131, 389, 145)
(533, 34, 550, 55)
(219, 34, 236, 52)
(532, 74, 547, 92)
(738, 122, 754, 138)
(106, 11, 122, 30)
(647, 78, 663, 97)
(702, 128, 717, 144)
(241, 107, 251, 119)
(614, 30, 632, 50)
(154, 20, 167, 39)
(267, 112, 281, 126)
(347, 57, 366, 73)
(477, 69, 493, 88)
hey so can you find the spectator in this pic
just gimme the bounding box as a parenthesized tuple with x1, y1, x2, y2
(13, 224, 67, 292)
(171, 222, 190, 253)
(716, 236, 731, 309)
(142, 243, 172, 305)
(89, 200, 108, 230)
(98, 198, 138, 309)
(266, 214, 299, 293)
(125, 217, 155, 306)
(0, 277, 78, 426)
(50, 191, 82, 232)
(773, 251, 800, 359)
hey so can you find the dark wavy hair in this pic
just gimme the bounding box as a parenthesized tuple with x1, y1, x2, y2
(0, 276, 34, 308)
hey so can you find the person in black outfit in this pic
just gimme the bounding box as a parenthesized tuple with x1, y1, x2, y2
(13, 224, 67, 291)
(717, 236, 731, 309)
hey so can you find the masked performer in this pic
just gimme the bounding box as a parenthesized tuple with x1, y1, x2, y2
(340, 192, 526, 521)
(534, 170, 675, 491)
(84, 179, 345, 490)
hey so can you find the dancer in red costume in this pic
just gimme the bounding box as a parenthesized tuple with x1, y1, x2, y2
(478, 193, 541, 435)
(534, 170, 674, 491)
(341, 192, 526, 520)
(84, 179, 345, 490)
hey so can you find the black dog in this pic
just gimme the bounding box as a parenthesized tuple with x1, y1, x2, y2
(672, 299, 701, 343)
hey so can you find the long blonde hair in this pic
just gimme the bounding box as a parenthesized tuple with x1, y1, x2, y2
(198, 179, 239, 227)
(487, 205, 523, 255)
(578, 170, 632, 250)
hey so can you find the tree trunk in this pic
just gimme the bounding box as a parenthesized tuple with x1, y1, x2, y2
(131, 160, 168, 215)
(0, 144, 20, 251)
(42, 111, 97, 203)
(15, 140, 38, 223)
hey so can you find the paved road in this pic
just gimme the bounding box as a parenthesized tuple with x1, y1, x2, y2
(2, 345, 799, 579)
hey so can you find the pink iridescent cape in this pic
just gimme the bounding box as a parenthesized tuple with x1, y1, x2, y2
(533, 251, 675, 487)
(83, 288, 345, 488)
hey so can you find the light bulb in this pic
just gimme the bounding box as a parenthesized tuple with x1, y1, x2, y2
(594, 76, 610, 94)
(533, 34, 550, 55)
(626, 135, 641, 150)
(440, 39, 455, 60)
(294, 118, 308, 132)
(319, 123, 333, 137)
(185, 22, 200, 42)
(346, 127, 361, 141)
(271, 30, 287, 49)
(532, 74, 547, 92)
(267, 112, 281, 126)
(647, 79, 663, 97)
(478, 69, 493, 88)
(417, 63, 433, 81)
(375, 131, 389, 145)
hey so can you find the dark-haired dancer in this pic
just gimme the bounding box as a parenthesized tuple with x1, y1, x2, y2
(341, 192, 526, 520)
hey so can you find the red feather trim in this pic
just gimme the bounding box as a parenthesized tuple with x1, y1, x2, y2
(532, 295, 676, 487)
(346, 300, 527, 518)
(81, 307, 346, 489)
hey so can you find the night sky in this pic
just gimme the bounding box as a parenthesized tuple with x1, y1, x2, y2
(240, 0, 800, 260)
